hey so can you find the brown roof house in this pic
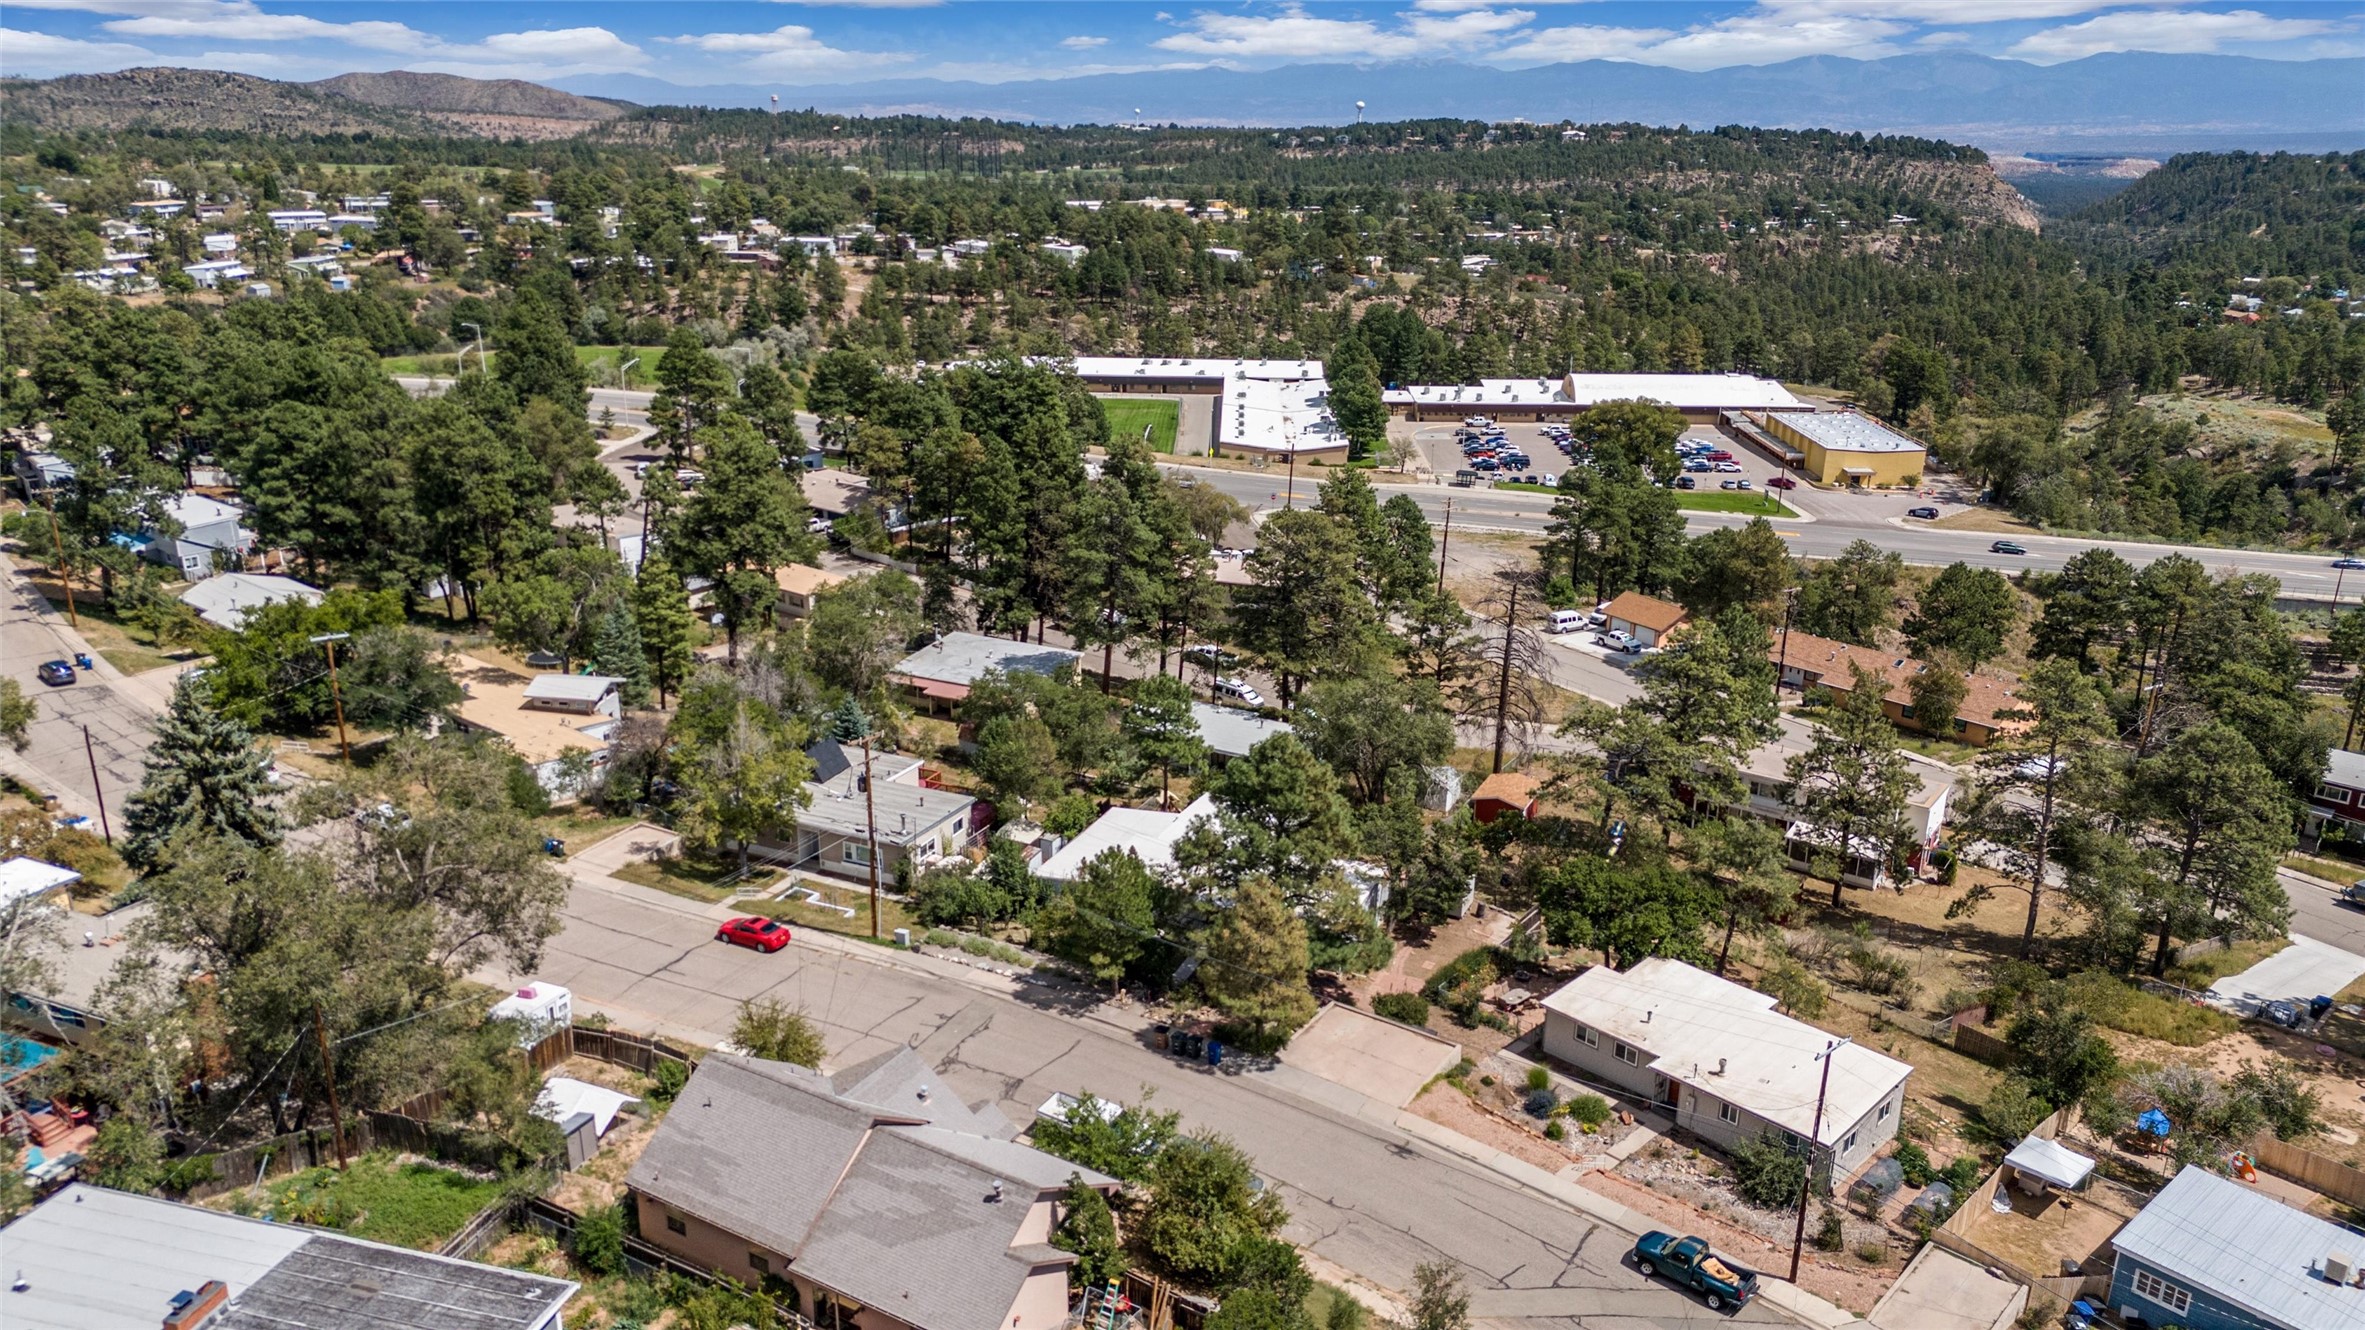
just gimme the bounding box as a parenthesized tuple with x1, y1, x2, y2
(1471, 771, 1541, 825)
(628, 1048, 1115, 1330)
(776, 562, 850, 620)
(1601, 592, 1689, 647)
(1770, 632, 2029, 746)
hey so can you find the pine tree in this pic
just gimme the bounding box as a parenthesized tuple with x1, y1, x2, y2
(588, 602, 651, 707)
(122, 673, 282, 874)
(632, 552, 697, 709)
(1122, 674, 1205, 808)
(827, 696, 872, 743)
(1202, 875, 1316, 1046)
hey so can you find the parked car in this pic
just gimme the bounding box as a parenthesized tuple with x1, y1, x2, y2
(1675, 475, 1697, 489)
(1212, 677, 1266, 707)
(1546, 609, 1588, 634)
(1990, 540, 2028, 555)
(1633, 1232, 1757, 1311)
(1183, 644, 1238, 670)
(1719, 479, 1740, 490)
(716, 916, 792, 953)
(36, 660, 75, 687)
(1684, 460, 1712, 473)
(1704, 450, 1734, 462)
(1908, 506, 1940, 519)
(1714, 461, 1744, 473)
(1595, 630, 1641, 653)
(1765, 475, 1797, 489)
(674, 468, 705, 487)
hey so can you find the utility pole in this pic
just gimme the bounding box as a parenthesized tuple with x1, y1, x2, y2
(41, 495, 79, 631)
(311, 633, 352, 762)
(1777, 587, 1798, 694)
(1492, 577, 1521, 773)
(859, 732, 882, 939)
(1284, 446, 1298, 511)
(1436, 496, 1453, 587)
(1788, 1037, 1847, 1283)
(80, 726, 113, 844)
(312, 1004, 350, 1170)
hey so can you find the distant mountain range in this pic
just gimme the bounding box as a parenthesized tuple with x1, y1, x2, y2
(559, 52, 2364, 153)
(0, 67, 624, 139)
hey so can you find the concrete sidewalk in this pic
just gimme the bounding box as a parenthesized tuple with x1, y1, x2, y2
(2205, 933, 2365, 1016)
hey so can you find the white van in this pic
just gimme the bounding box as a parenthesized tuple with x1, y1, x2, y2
(1213, 677, 1266, 707)
(1546, 609, 1587, 634)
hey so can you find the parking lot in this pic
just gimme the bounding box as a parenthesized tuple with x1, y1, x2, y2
(1413, 418, 1801, 500)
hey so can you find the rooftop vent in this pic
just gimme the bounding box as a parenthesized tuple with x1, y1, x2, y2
(163, 1281, 230, 1330)
(2325, 1251, 2355, 1285)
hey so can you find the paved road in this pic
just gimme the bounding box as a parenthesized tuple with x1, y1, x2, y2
(0, 553, 173, 828)
(2279, 867, 2365, 957)
(500, 875, 1801, 1328)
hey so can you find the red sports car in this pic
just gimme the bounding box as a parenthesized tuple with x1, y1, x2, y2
(716, 916, 792, 952)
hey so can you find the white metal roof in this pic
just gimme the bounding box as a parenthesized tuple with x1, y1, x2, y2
(1540, 957, 1913, 1146)
(1773, 410, 1925, 455)
(891, 631, 1079, 689)
(2112, 1165, 2365, 1330)
(0, 856, 81, 906)
(2324, 746, 2365, 792)
(160, 491, 242, 528)
(1035, 793, 1216, 882)
(1190, 702, 1293, 759)
(522, 673, 621, 704)
(2001, 1134, 2095, 1191)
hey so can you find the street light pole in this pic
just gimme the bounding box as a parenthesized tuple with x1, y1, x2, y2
(859, 731, 882, 939)
(460, 321, 486, 376)
(619, 355, 640, 390)
(310, 632, 352, 762)
(1788, 1036, 1848, 1283)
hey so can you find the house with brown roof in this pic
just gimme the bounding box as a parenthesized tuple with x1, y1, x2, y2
(1601, 592, 1689, 648)
(1770, 631, 2028, 746)
(1471, 770, 1541, 825)
(776, 562, 850, 620)
(627, 1049, 1114, 1330)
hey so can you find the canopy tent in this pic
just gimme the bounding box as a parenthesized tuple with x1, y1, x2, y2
(2004, 1134, 2096, 1192)
(534, 1077, 638, 1136)
(2135, 1107, 2171, 1137)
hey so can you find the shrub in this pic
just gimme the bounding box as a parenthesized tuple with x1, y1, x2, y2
(1854, 1242, 1889, 1265)
(1523, 1089, 1558, 1119)
(925, 928, 960, 947)
(1042, 793, 1099, 839)
(1758, 959, 1827, 1018)
(1728, 1134, 1808, 1210)
(1373, 992, 1432, 1026)
(1979, 1077, 2052, 1144)
(573, 1202, 626, 1276)
(1940, 1156, 1984, 1193)
(2233, 1060, 2321, 1141)
(1524, 1066, 1551, 1093)
(648, 1058, 690, 1106)
(1893, 1141, 1934, 1187)
(1566, 1094, 1611, 1130)
(1543, 1120, 1566, 1141)
(1814, 1207, 1845, 1251)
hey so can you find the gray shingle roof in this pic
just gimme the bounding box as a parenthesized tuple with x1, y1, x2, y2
(629, 1052, 1112, 1330)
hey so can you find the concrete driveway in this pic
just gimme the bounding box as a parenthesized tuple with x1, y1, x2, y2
(2206, 934, 2365, 1015)
(1278, 1004, 1462, 1108)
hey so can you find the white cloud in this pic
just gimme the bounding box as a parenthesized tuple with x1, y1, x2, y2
(2009, 7, 2341, 61)
(662, 23, 904, 72)
(105, 11, 431, 52)
(1410, 0, 1588, 10)
(1061, 35, 1110, 50)
(1403, 8, 1536, 44)
(1916, 30, 1974, 48)
(1500, 10, 1907, 68)
(1492, 23, 1679, 63)
(1155, 6, 1425, 59)
(1760, 0, 2184, 20)
(2, 1, 242, 15)
(0, 25, 156, 76)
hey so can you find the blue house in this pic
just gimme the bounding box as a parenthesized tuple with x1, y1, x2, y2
(2108, 1165, 2365, 1330)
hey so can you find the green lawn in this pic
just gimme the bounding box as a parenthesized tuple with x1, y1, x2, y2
(576, 344, 672, 391)
(748, 878, 916, 941)
(612, 852, 780, 903)
(260, 1154, 506, 1250)
(1674, 490, 1800, 516)
(1101, 398, 1180, 453)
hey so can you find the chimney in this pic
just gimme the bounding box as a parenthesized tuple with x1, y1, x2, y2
(164, 1281, 230, 1329)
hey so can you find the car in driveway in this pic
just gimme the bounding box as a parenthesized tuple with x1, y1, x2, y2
(1595, 630, 1641, 654)
(717, 916, 792, 952)
(2335, 557, 2365, 570)
(1213, 677, 1266, 707)
(36, 660, 75, 687)
(1990, 540, 2028, 555)
(1908, 506, 1940, 519)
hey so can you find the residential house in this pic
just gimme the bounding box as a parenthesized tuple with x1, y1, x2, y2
(1539, 957, 1913, 1179)
(12, 450, 75, 493)
(1601, 591, 1689, 648)
(790, 235, 838, 257)
(0, 1183, 576, 1330)
(135, 492, 253, 580)
(180, 259, 251, 289)
(177, 572, 321, 631)
(1772, 631, 2028, 746)
(201, 232, 238, 255)
(889, 632, 1080, 715)
(1703, 721, 1955, 887)
(0, 857, 80, 912)
(2305, 747, 2365, 838)
(265, 208, 327, 231)
(775, 739, 979, 882)
(628, 1049, 1116, 1330)
(775, 562, 850, 619)
(1034, 793, 1217, 884)
(1041, 240, 1089, 263)
(2106, 1165, 2364, 1330)
(1205, 246, 1244, 263)
(1190, 702, 1292, 763)
(1470, 770, 1540, 825)
(446, 654, 618, 795)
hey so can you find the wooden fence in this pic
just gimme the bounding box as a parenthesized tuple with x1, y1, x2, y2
(2249, 1134, 2365, 1211)
(1951, 1022, 2016, 1068)
(572, 1026, 701, 1077)
(185, 1125, 353, 1201)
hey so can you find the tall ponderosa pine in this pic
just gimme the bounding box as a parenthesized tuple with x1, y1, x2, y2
(632, 552, 697, 708)
(122, 673, 282, 873)
(588, 602, 652, 707)
(1121, 673, 1205, 808)
(1202, 875, 1316, 1043)
(1785, 663, 1917, 906)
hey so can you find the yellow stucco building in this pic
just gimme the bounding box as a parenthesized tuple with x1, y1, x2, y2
(1763, 411, 1928, 486)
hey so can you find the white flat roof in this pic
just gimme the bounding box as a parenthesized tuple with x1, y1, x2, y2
(1035, 793, 1215, 882)
(1541, 957, 1913, 1145)
(522, 673, 621, 704)
(0, 856, 80, 906)
(1219, 370, 1344, 455)
(1190, 702, 1293, 759)
(1067, 356, 1326, 383)
(1384, 372, 1803, 412)
(891, 631, 1079, 689)
(1773, 410, 1924, 454)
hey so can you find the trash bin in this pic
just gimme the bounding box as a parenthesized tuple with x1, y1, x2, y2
(1152, 1023, 1171, 1051)
(893, 928, 911, 948)
(1206, 1039, 1224, 1068)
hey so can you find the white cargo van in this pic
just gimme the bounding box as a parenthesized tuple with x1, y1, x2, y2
(1546, 609, 1587, 634)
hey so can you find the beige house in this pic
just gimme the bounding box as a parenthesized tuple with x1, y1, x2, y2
(628, 1049, 1114, 1330)
(776, 563, 850, 619)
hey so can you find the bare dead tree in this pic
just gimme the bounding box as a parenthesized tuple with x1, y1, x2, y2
(1465, 571, 1554, 773)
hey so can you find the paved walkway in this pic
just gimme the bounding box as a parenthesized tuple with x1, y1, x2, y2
(2205, 933, 2365, 1015)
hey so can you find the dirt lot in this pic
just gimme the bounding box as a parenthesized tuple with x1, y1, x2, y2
(1580, 1165, 1894, 1314)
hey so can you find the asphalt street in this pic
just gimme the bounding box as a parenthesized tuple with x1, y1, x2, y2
(500, 877, 1798, 1328)
(0, 552, 173, 829)
(2278, 867, 2365, 957)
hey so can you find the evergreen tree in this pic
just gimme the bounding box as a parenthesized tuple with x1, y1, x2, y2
(496, 291, 588, 411)
(1051, 1175, 1125, 1289)
(632, 552, 697, 708)
(826, 696, 873, 743)
(1122, 673, 1206, 808)
(1785, 664, 1917, 907)
(588, 602, 652, 707)
(1040, 849, 1158, 994)
(1904, 562, 2019, 672)
(676, 416, 810, 661)
(122, 674, 282, 874)
(1794, 539, 1904, 645)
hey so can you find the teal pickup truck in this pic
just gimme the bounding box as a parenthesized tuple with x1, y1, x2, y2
(1633, 1231, 1759, 1311)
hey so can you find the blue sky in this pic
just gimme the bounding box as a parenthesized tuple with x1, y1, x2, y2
(2, 2, 2358, 87)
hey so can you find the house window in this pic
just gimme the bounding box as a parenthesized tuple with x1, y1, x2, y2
(1843, 1130, 1858, 1153)
(749, 1251, 770, 1274)
(2131, 1269, 2191, 1315)
(1718, 1102, 1739, 1125)
(951, 817, 965, 834)
(842, 841, 872, 866)
(665, 1214, 686, 1235)
(1899, 704, 1916, 719)
(2316, 782, 2350, 805)
(1579, 1023, 1599, 1047)
(1614, 1042, 1639, 1066)
(1878, 1100, 1891, 1122)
